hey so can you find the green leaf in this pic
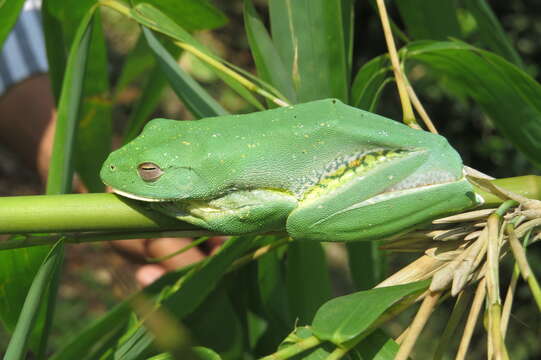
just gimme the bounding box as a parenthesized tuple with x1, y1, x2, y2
(50, 267, 195, 360)
(46, 7, 95, 194)
(185, 286, 243, 359)
(4, 241, 64, 360)
(346, 242, 387, 291)
(286, 242, 332, 325)
(269, 0, 349, 102)
(111, 236, 256, 359)
(403, 40, 541, 169)
(142, 27, 227, 118)
(73, 11, 112, 192)
(350, 330, 400, 360)
(312, 280, 429, 344)
(192, 347, 223, 360)
(257, 245, 292, 330)
(463, 0, 524, 68)
(131, 3, 265, 110)
(0, 246, 49, 349)
(243, 0, 296, 104)
(41, 0, 97, 101)
(351, 56, 392, 110)
(0, 0, 24, 48)
(396, 0, 462, 41)
(131, 0, 227, 31)
(147, 347, 222, 360)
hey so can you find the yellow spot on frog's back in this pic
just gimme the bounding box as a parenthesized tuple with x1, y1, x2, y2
(181, 141, 191, 145)
(304, 134, 309, 138)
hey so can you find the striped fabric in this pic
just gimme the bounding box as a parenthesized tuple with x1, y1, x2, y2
(0, 0, 48, 96)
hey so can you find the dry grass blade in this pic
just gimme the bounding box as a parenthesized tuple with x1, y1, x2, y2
(506, 224, 541, 311)
(456, 278, 486, 360)
(376, 255, 446, 287)
(395, 291, 441, 360)
(433, 208, 496, 224)
(500, 265, 519, 336)
(514, 218, 541, 239)
(375, 0, 419, 128)
(485, 214, 510, 360)
(452, 230, 488, 296)
(433, 289, 473, 360)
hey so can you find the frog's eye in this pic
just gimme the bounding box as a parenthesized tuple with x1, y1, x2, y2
(138, 162, 164, 182)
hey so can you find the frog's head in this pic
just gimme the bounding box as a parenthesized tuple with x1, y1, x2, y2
(100, 119, 206, 201)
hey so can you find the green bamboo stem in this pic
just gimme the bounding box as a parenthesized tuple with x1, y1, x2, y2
(474, 175, 541, 205)
(0, 176, 540, 243)
(0, 193, 196, 234)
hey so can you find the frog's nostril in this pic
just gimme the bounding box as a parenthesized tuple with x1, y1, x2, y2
(110, 164, 116, 171)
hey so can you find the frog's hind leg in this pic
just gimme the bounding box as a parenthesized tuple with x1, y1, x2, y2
(286, 149, 476, 242)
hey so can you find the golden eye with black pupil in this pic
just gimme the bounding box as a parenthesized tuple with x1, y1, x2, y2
(137, 162, 164, 182)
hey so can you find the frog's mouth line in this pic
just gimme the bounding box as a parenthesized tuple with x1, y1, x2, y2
(111, 188, 178, 202)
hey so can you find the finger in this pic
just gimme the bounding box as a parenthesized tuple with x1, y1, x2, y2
(146, 237, 206, 270)
(136, 264, 166, 286)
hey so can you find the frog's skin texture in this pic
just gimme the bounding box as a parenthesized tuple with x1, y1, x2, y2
(100, 99, 480, 242)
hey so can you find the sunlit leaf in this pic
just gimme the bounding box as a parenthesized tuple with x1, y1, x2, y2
(0, 0, 24, 47)
(131, 0, 227, 31)
(269, 0, 349, 102)
(142, 27, 227, 118)
(404, 40, 541, 168)
(311, 281, 429, 344)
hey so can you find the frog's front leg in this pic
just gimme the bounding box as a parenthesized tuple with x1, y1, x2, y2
(152, 189, 298, 235)
(286, 150, 477, 242)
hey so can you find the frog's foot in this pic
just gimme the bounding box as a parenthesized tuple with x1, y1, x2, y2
(152, 189, 297, 235)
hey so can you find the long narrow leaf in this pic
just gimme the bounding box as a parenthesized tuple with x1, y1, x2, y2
(351, 55, 392, 110)
(111, 236, 256, 359)
(0, 0, 25, 47)
(243, 0, 296, 104)
(46, 7, 95, 194)
(130, 3, 265, 109)
(269, 0, 349, 102)
(286, 242, 332, 325)
(131, 0, 227, 31)
(346, 242, 386, 291)
(41, 0, 96, 101)
(142, 27, 227, 118)
(4, 241, 64, 360)
(463, 0, 524, 68)
(73, 11, 112, 192)
(404, 40, 541, 168)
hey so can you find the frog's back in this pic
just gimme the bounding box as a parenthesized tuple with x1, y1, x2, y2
(150, 99, 461, 198)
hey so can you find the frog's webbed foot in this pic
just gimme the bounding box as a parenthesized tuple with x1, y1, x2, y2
(152, 189, 297, 235)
